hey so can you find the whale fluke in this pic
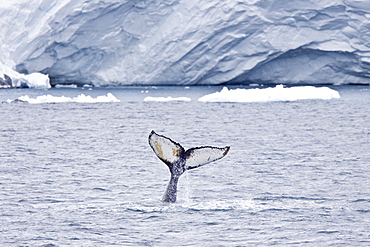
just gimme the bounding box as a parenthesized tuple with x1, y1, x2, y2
(148, 130, 230, 203)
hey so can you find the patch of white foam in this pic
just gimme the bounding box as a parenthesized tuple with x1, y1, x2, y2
(125, 199, 257, 213)
(124, 199, 257, 214)
(182, 199, 256, 211)
(143, 96, 191, 102)
(198, 85, 340, 103)
(8, 93, 120, 104)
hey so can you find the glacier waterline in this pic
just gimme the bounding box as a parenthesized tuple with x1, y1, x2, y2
(0, 84, 367, 104)
(1, 0, 370, 86)
(1, 86, 370, 246)
(143, 96, 192, 102)
(5, 85, 341, 103)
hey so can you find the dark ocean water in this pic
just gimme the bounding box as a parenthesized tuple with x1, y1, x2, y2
(1, 86, 370, 246)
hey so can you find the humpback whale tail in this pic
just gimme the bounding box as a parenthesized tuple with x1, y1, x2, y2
(148, 130, 230, 203)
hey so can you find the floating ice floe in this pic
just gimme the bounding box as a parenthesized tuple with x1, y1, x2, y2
(143, 96, 191, 102)
(198, 85, 340, 103)
(54, 84, 78, 88)
(6, 93, 120, 104)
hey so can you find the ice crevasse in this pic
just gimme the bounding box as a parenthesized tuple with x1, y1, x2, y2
(1, 0, 370, 88)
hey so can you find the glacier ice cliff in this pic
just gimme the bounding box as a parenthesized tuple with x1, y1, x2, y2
(0, 63, 50, 89)
(1, 0, 370, 87)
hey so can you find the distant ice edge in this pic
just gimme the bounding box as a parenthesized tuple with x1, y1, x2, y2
(1, 1, 370, 86)
(198, 85, 341, 103)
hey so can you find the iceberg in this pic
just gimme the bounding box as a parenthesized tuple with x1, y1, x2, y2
(1, 0, 370, 86)
(198, 85, 340, 102)
(0, 63, 50, 89)
(6, 93, 120, 104)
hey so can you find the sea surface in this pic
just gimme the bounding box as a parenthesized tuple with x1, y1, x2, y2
(1, 85, 370, 246)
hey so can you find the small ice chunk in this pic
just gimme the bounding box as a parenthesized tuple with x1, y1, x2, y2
(54, 84, 78, 88)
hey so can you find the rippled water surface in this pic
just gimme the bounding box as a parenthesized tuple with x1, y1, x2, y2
(1, 86, 370, 246)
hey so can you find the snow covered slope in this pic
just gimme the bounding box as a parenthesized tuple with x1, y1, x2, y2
(1, 0, 370, 86)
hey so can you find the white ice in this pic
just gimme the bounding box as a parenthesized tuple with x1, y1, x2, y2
(1, 1, 370, 86)
(198, 85, 340, 103)
(0, 63, 50, 89)
(7, 93, 120, 104)
(54, 84, 78, 88)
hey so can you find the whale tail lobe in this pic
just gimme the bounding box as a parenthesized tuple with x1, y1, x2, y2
(148, 130, 185, 169)
(148, 130, 230, 172)
(148, 130, 230, 203)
